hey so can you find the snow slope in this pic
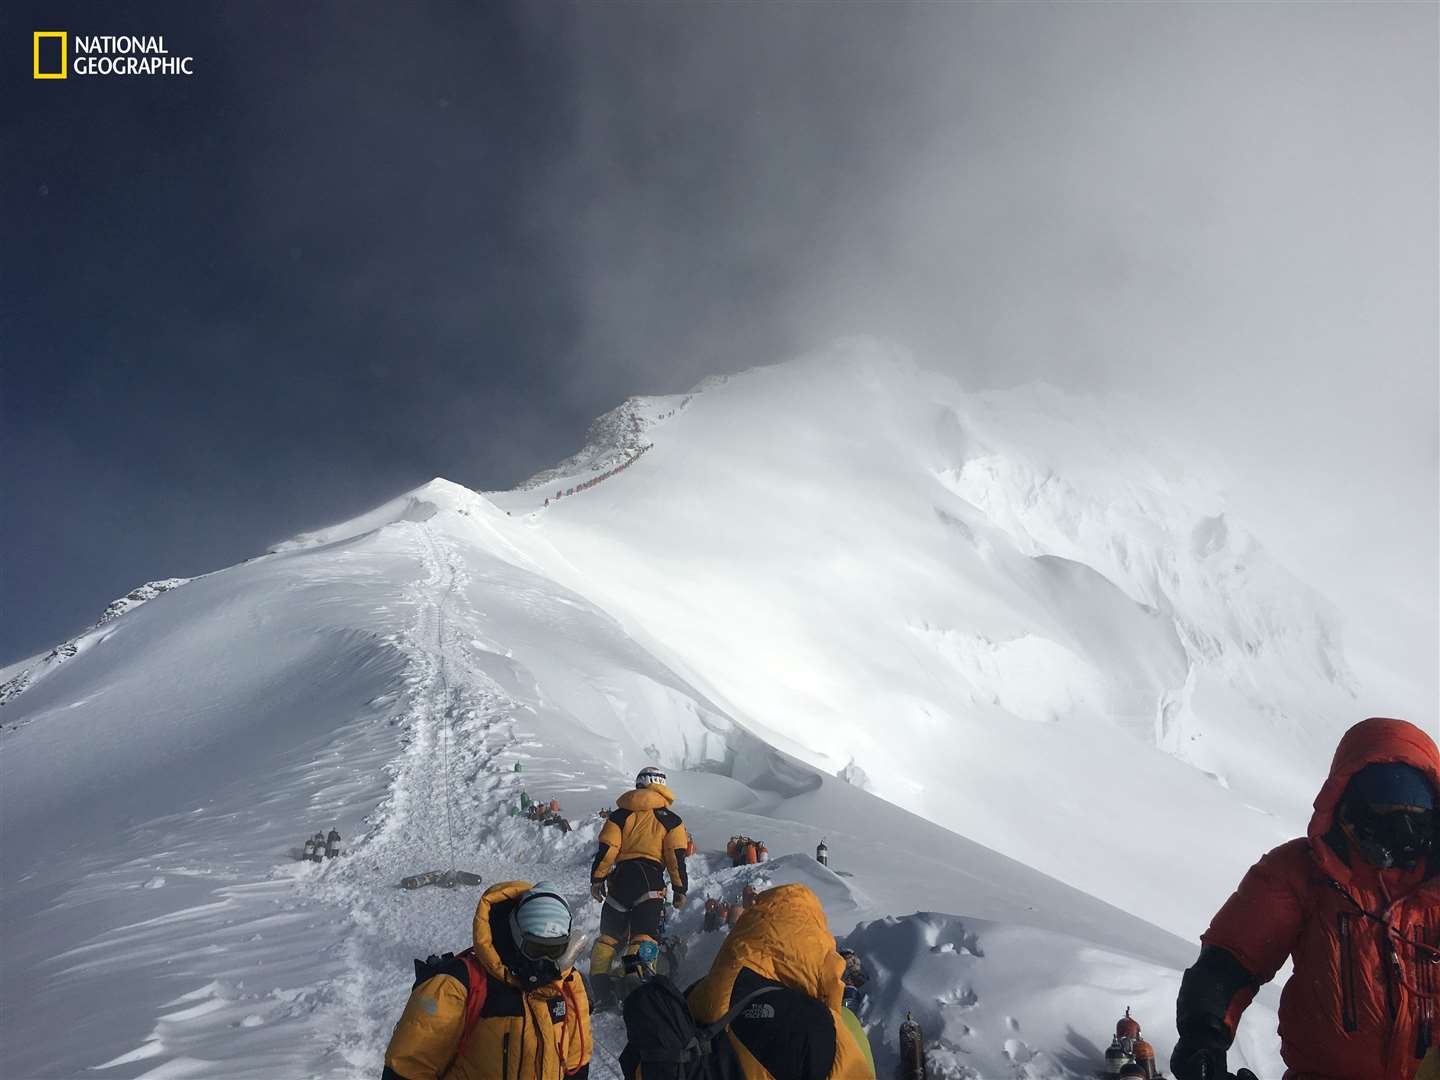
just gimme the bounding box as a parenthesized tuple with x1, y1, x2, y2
(488, 344, 1361, 935)
(3, 342, 1372, 1078)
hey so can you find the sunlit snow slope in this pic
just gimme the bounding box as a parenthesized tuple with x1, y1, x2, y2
(489, 344, 1362, 931)
(2, 342, 1369, 1079)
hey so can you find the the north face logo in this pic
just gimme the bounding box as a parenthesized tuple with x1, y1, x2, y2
(743, 1002, 776, 1020)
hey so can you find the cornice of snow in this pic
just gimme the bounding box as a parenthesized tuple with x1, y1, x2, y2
(268, 477, 490, 553)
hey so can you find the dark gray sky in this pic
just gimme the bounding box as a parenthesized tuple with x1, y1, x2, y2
(4, 3, 1436, 678)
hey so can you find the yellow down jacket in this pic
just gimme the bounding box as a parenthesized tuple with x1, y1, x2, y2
(687, 884, 875, 1079)
(592, 784, 689, 886)
(383, 881, 592, 1080)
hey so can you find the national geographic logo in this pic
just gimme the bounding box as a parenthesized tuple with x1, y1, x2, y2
(33, 32, 195, 79)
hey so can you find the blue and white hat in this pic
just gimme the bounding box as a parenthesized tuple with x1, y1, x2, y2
(510, 881, 573, 962)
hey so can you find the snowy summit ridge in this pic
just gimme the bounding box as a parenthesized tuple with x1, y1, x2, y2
(522, 393, 684, 491)
(2, 342, 1359, 1079)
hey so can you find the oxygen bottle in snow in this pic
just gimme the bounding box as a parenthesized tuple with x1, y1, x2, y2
(899, 1012, 925, 1079)
(311, 833, 327, 862)
(303, 837, 316, 860)
(325, 829, 341, 858)
(816, 840, 829, 867)
(1132, 1037, 1156, 1078)
(1104, 1036, 1132, 1075)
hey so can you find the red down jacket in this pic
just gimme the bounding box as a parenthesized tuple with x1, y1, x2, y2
(1201, 718, 1440, 1079)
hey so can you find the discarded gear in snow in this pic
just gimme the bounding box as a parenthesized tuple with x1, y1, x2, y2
(400, 869, 484, 890)
(726, 835, 765, 867)
(325, 829, 341, 858)
(899, 1011, 926, 1079)
(1104, 1036, 1132, 1075)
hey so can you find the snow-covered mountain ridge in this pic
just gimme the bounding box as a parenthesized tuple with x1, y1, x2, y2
(3, 342, 1374, 1078)
(0, 577, 191, 709)
(484, 345, 1361, 917)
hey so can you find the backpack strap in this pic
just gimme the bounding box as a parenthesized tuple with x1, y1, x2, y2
(635, 984, 783, 1063)
(700, 984, 780, 1043)
(440, 949, 489, 1079)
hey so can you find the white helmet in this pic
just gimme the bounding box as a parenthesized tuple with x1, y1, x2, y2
(635, 766, 668, 789)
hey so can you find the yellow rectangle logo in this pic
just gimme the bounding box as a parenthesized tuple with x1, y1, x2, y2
(34, 32, 67, 79)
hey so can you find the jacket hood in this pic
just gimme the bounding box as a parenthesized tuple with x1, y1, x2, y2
(472, 879, 578, 992)
(617, 784, 674, 811)
(691, 884, 845, 1017)
(1308, 718, 1440, 878)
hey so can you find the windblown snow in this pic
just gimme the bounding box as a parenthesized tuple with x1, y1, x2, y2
(4, 343, 1388, 1079)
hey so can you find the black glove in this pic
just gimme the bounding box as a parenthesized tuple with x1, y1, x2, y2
(1171, 1042, 1228, 1080)
(1174, 946, 1260, 1080)
(1172, 1045, 1259, 1080)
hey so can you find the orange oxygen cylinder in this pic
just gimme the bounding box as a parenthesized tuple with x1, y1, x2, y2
(548, 798, 560, 814)
(742, 884, 758, 907)
(755, 842, 768, 862)
(727, 903, 743, 926)
(686, 835, 696, 857)
(743, 842, 758, 865)
(1132, 1038, 1155, 1078)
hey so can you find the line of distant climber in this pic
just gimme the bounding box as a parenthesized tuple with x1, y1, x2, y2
(542, 444, 653, 508)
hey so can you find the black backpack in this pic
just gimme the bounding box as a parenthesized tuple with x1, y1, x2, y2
(619, 975, 777, 1079)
